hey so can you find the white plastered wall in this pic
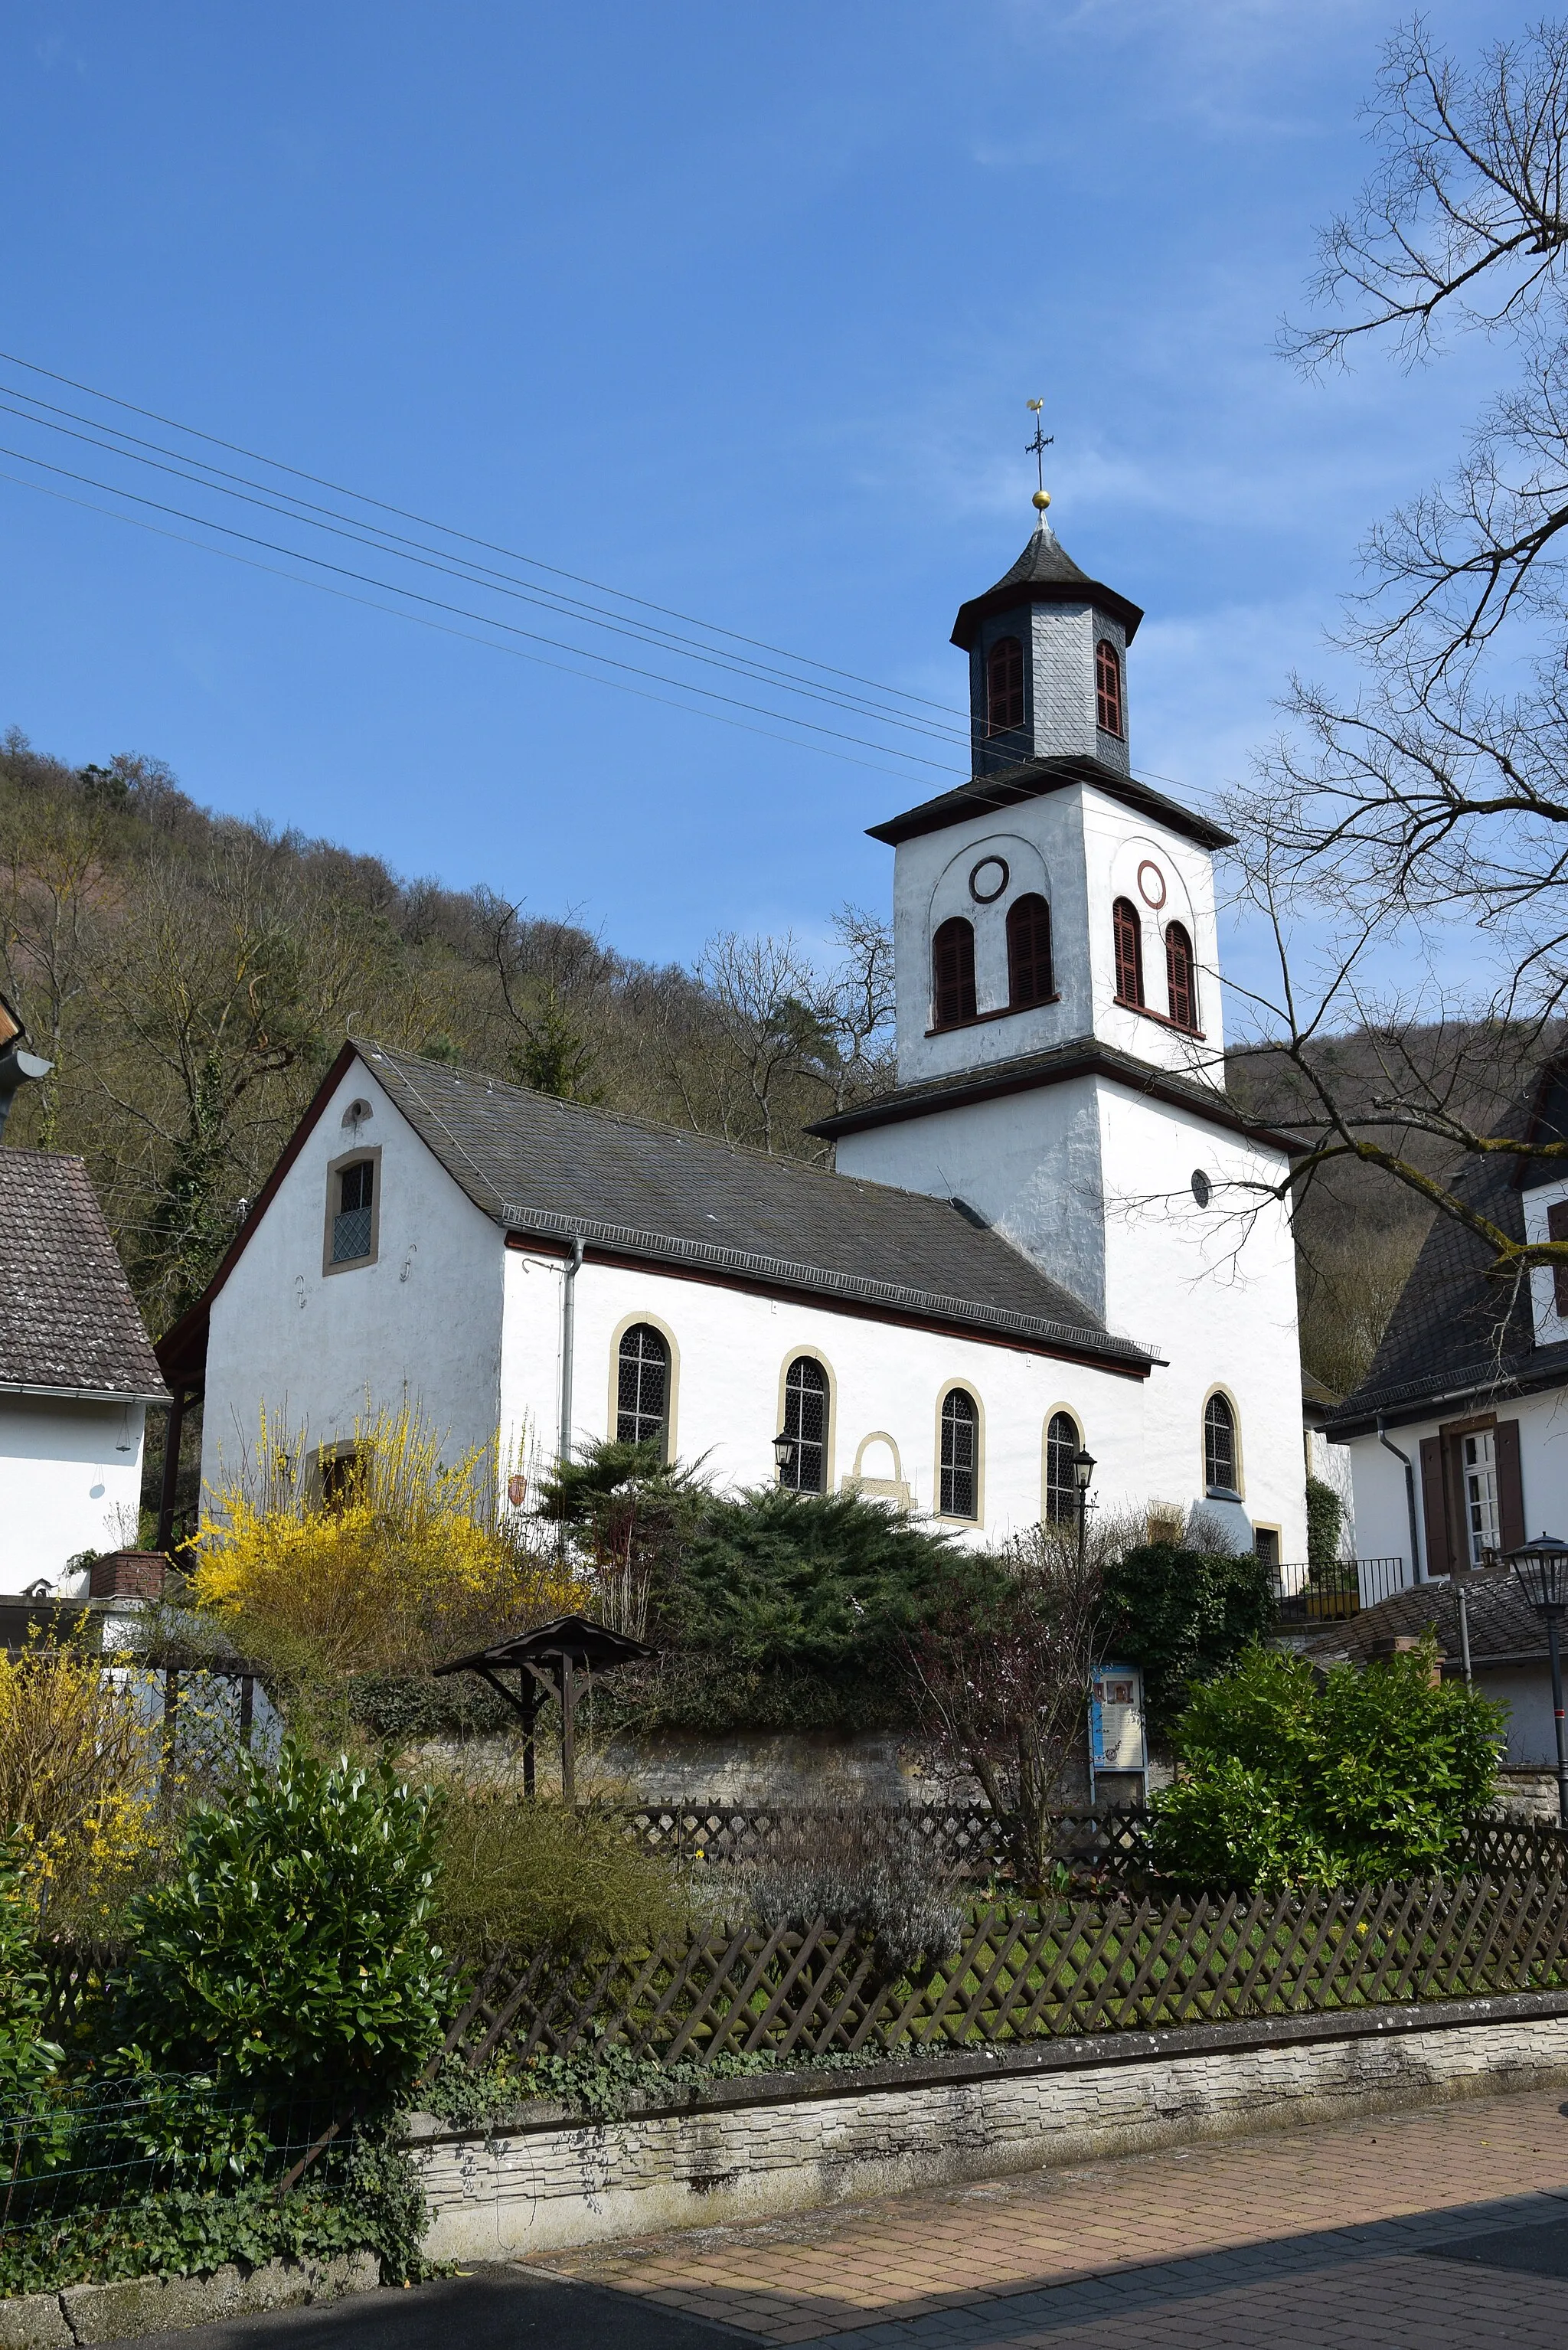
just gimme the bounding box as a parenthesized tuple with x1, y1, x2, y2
(500, 1250, 1148, 1546)
(200, 1060, 506, 1508)
(0, 1395, 148, 1587)
(890, 783, 1222, 1091)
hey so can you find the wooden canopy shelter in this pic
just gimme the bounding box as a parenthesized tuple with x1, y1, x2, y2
(433, 1613, 652, 1801)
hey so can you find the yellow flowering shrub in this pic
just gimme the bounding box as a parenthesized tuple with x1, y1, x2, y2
(0, 1631, 167, 1929)
(194, 1404, 583, 1675)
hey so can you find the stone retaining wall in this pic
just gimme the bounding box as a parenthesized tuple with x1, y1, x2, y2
(410, 1992, 1568, 2260)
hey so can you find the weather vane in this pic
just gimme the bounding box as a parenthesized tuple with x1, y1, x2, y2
(1026, 399, 1053, 516)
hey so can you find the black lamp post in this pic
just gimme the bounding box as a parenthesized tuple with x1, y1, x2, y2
(1073, 1446, 1096, 1567)
(773, 1430, 796, 1484)
(1505, 1532, 1568, 1830)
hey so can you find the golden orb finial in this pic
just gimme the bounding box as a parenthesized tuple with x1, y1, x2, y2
(1033, 488, 1050, 512)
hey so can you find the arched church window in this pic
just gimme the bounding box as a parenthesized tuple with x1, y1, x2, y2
(780, 1355, 828, 1493)
(932, 917, 977, 1028)
(1165, 921, 1197, 1031)
(1044, 1410, 1080, 1525)
(1112, 898, 1145, 1007)
(616, 1323, 669, 1453)
(940, 1388, 980, 1520)
(1007, 894, 1054, 1008)
(1096, 640, 1124, 739)
(986, 636, 1024, 734)
(1204, 1392, 1238, 1496)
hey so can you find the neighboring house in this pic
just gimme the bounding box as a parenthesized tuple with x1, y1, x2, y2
(1329, 1055, 1568, 1585)
(0, 1148, 168, 1589)
(1301, 1570, 1556, 1777)
(160, 511, 1309, 1555)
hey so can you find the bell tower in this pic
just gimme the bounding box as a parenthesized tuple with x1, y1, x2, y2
(955, 511, 1143, 780)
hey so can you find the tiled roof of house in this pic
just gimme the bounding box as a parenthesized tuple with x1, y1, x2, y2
(358, 1044, 1153, 1370)
(0, 1150, 166, 1399)
(1328, 1064, 1568, 1433)
(1300, 1568, 1547, 1669)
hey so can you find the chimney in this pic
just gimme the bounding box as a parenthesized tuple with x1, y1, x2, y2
(1368, 1633, 1445, 1687)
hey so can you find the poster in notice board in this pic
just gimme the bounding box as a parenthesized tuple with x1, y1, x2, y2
(1089, 1662, 1147, 1773)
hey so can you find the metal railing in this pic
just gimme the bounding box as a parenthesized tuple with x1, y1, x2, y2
(1270, 1557, 1409, 1624)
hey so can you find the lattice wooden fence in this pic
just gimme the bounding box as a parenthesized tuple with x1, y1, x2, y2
(614, 1803, 1146, 1878)
(438, 1870, 1568, 2071)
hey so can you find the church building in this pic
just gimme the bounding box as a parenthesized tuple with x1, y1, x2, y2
(157, 508, 1308, 1557)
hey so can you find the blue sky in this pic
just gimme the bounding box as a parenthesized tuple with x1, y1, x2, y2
(0, 1, 1515, 994)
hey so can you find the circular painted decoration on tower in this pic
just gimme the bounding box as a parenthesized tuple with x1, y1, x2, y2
(1137, 860, 1167, 910)
(969, 856, 1010, 904)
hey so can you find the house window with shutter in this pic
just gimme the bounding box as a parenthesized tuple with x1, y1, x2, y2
(1112, 898, 1145, 1008)
(932, 917, 978, 1028)
(1550, 1197, 1568, 1314)
(1419, 1414, 1524, 1576)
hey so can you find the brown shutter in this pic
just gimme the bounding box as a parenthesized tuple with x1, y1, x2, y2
(1550, 1200, 1568, 1314)
(1494, 1418, 1525, 1553)
(1419, 1436, 1451, 1578)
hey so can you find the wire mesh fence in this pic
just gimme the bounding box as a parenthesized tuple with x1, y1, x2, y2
(0, 2071, 351, 2257)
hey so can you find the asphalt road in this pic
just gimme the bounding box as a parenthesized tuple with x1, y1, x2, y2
(103, 2269, 743, 2350)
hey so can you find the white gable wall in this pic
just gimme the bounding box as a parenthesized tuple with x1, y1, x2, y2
(1340, 1386, 1568, 1580)
(200, 1061, 505, 1504)
(1, 1394, 148, 1587)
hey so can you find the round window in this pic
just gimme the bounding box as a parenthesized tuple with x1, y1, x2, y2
(969, 856, 1010, 904)
(1191, 1168, 1212, 1208)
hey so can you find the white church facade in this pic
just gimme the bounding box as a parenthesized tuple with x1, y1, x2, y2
(160, 513, 1308, 1557)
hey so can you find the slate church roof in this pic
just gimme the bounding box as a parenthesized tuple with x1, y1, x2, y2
(949, 521, 1145, 648)
(160, 1041, 1155, 1381)
(0, 1149, 167, 1401)
(1329, 1059, 1568, 1436)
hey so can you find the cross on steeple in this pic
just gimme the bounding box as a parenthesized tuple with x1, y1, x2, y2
(1025, 399, 1054, 516)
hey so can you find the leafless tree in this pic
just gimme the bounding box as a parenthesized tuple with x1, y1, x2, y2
(1216, 19, 1568, 1311)
(906, 1517, 1118, 1891)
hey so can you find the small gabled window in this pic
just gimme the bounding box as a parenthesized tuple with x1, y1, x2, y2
(1165, 921, 1198, 1032)
(986, 636, 1024, 734)
(1112, 898, 1144, 1008)
(1096, 639, 1124, 739)
(932, 917, 978, 1028)
(1007, 894, 1054, 1008)
(940, 1388, 980, 1520)
(325, 1148, 381, 1273)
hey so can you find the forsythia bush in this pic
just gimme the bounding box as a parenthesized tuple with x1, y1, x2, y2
(195, 1405, 582, 1674)
(0, 1632, 165, 1925)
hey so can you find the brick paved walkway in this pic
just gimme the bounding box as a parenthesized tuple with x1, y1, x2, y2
(534, 2084, 1568, 2345)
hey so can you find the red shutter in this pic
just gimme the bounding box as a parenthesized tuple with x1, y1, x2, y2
(1419, 1435, 1451, 1578)
(1494, 1418, 1525, 1552)
(1550, 1199, 1568, 1314)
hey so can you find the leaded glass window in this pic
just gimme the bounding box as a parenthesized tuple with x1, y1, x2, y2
(780, 1356, 828, 1492)
(940, 1388, 979, 1520)
(332, 1159, 374, 1263)
(616, 1323, 669, 1451)
(1044, 1410, 1080, 1525)
(1204, 1392, 1237, 1495)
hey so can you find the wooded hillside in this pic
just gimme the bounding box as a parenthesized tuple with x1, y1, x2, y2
(5, 724, 1529, 1400)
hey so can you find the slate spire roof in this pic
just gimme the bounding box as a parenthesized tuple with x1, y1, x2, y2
(949, 519, 1145, 650)
(0, 1149, 167, 1401)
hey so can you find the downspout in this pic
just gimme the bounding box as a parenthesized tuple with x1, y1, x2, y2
(1377, 1414, 1424, 1584)
(558, 1236, 585, 1467)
